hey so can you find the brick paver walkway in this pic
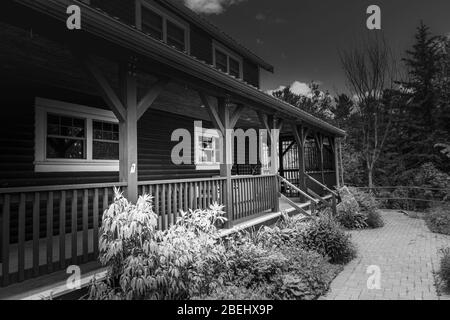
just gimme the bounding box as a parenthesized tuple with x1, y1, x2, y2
(323, 210, 450, 300)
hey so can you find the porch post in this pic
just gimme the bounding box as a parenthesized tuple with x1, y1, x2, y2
(120, 62, 138, 203)
(267, 116, 280, 212)
(292, 124, 307, 201)
(218, 97, 233, 228)
(333, 137, 340, 188)
(315, 133, 325, 184)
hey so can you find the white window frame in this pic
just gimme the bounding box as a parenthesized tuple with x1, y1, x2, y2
(35, 97, 120, 173)
(194, 122, 221, 171)
(212, 40, 244, 79)
(136, 0, 190, 54)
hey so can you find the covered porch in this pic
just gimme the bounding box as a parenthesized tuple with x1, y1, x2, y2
(0, 0, 345, 291)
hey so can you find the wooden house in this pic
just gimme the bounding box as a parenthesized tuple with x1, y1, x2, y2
(0, 0, 345, 291)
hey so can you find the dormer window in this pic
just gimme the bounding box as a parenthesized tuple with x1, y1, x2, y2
(136, 1, 189, 53)
(213, 42, 243, 79)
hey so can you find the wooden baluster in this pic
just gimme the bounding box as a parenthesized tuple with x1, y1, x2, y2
(183, 182, 188, 211)
(82, 189, 89, 263)
(155, 185, 161, 230)
(93, 189, 99, 257)
(71, 190, 78, 265)
(2, 194, 10, 286)
(18, 193, 25, 282)
(237, 179, 242, 219)
(33, 192, 40, 277)
(178, 183, 183, 219)
(167, 184, 172, 226)
(161, 184, 166, 230)
(59, 191, 66, 269)
(46, 192, 54, 274)
(189, 182, 194, 210)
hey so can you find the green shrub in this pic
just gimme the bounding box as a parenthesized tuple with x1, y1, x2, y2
(335, 211, 368, 229)
(425, 205, 450, 235)
(439, 248, 450, 290)
(224, 238, 287, 288)
(271, 248, 339, 300)
(89, 189, 228, 300)
(300, 214, 357, 264)
(348, 187, 379, 212)
(365, 210, 384, 228)
(193, 285, 269, 300)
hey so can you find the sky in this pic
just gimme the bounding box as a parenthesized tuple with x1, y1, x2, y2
(178, 0, 450, 96)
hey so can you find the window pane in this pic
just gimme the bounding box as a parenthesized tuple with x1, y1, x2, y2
(166, 20, 185, 51)
(215, 49, 228, 73)
(47, 138, 85, 159)
(229, 57, 240, 78)
(93, 121, 119, 142)
(47, 114, 85, 138)
(93, 141, 119, 160)
(142, 7, 163, 40)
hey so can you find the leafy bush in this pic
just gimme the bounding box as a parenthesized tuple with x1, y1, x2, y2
(425, 204, 450, 235)
(335, 186, 383, 229)
(335, 210, 368, 229)
(438, 248, 450, 290)
(365, 210, 385, 228)
(348, 187, 379, 213)
(193, 285, 269, 300)
(271, 248, 339, 300)
(300, 214, 357, 264)
(89, 189, 228, 300)
(224, 238, 287, 288)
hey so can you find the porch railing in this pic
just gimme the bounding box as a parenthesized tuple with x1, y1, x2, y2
(231, 175, 278, 222)
(138, 177, 227, 230)
(138, 175, 279, 227)
(0, 182, 126, 287)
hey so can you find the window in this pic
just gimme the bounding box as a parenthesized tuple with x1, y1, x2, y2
(92, 121, 120, 160)
(194, 122, 221, 170)
(46, 114, 86, 159)
(141, 7, 163, 40)
(136, 1, 189, 53)
(35, 98, 120, 172)
(213, 42, 243, 79)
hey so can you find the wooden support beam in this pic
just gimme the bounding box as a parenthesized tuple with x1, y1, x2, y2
(314, 133, 325, 184)
(75, 53, 126, 122)
(218, 98, 233, 228)
(230, 104, 246, 129)
(257, 112, 272, 137)
(137, 78, 169, 120)
(199, 92, 225, 134)
(119, 62, 139, 203)
(291, 124, 307, 199)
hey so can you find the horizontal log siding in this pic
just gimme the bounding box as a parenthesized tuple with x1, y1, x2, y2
(138, 109, 219, 181)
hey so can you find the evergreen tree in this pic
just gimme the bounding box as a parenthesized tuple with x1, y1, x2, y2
(400, 22, 444, 169)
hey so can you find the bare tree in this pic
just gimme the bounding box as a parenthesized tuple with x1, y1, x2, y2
(340, 35, 399, 188)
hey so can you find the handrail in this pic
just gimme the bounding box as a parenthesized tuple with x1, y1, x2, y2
(277, 175, 319, 204)
(352, 186, 450, 192)
(138, 177, 227, 185)
(305, 174, 338, 197)
(0, 182, 127, 194)
(231, 174, 277, 180)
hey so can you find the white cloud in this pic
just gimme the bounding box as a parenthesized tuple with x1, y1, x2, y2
(180, 0, 246, 14)
(289, 81, 312, 96)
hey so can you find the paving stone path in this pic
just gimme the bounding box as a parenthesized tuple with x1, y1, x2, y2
(322, 210, 450, 300)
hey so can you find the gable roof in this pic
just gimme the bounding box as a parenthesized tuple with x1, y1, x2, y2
(161, 0, 274, 72)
